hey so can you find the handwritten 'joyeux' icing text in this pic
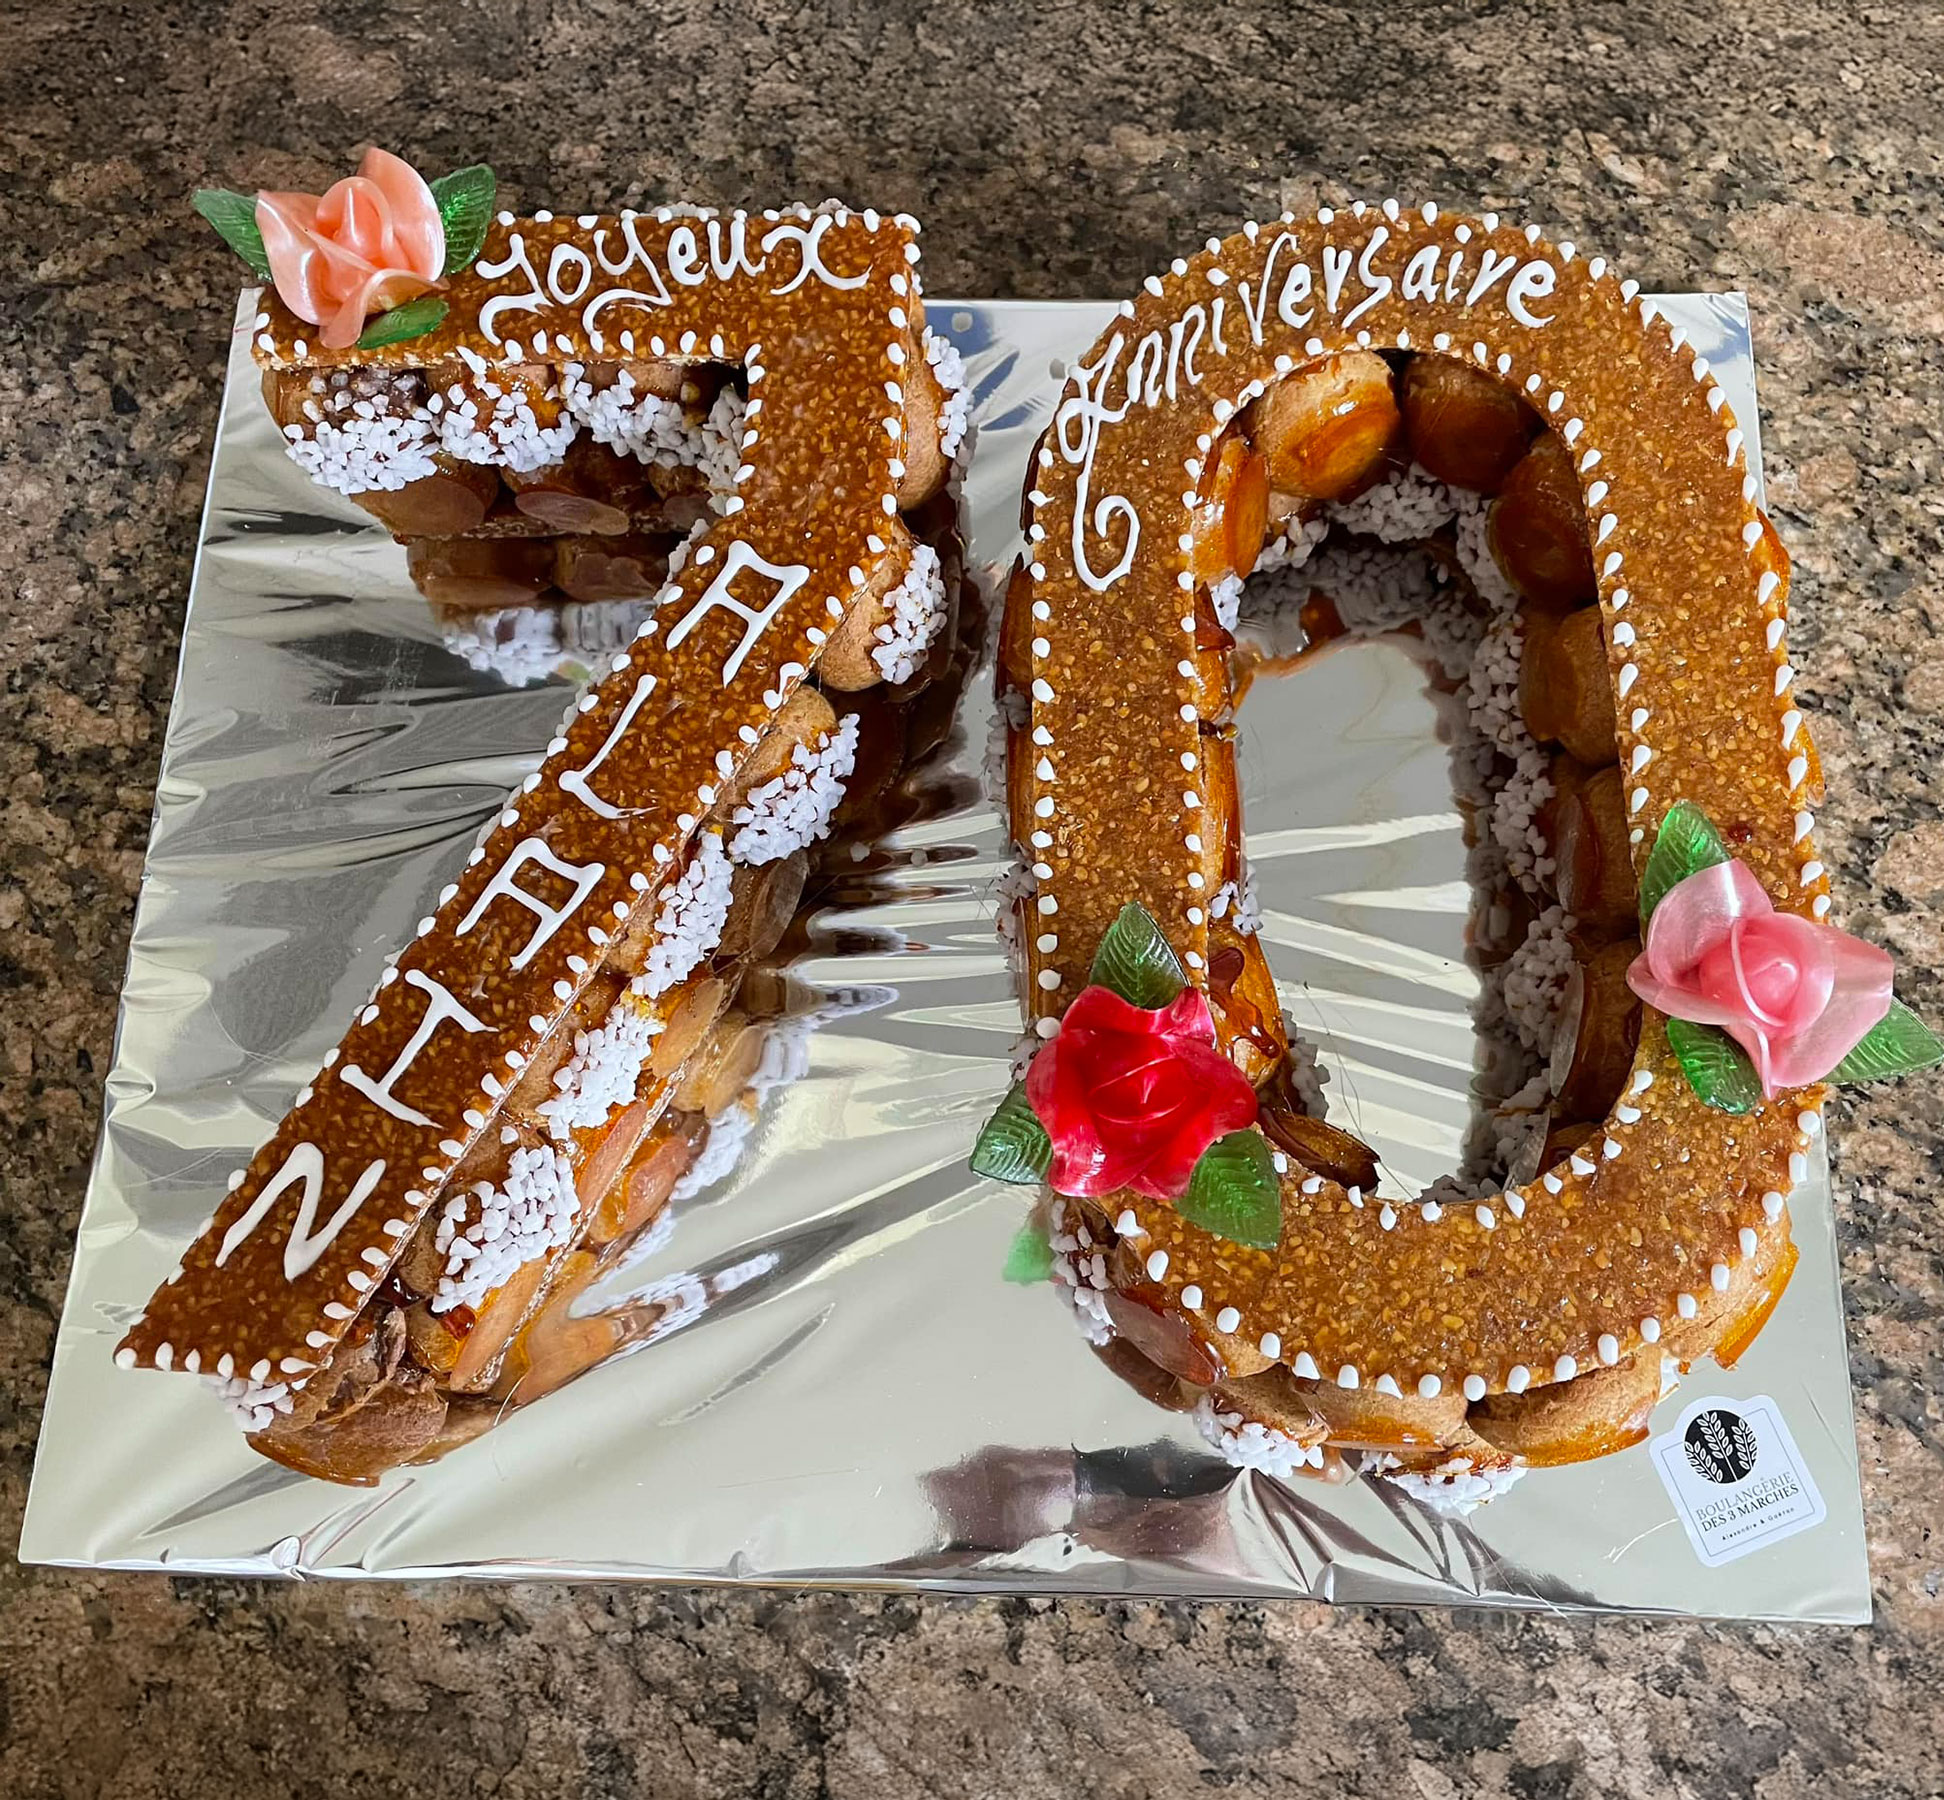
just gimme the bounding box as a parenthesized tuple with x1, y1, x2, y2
(477, 212, 868, 349)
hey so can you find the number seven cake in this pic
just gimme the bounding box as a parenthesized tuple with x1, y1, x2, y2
(115, 152, 968, 1483)
(978, 201, 1938, 1510)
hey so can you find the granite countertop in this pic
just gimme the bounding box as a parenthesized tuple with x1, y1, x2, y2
(5, 2, 1942, 1794)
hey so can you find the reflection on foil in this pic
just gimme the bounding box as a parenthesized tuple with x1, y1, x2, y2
(1238, 630, 1482, 1200)
(21, 295, 1868, 1620)
(333, 510, 983, 1446)
(664, 985, 897, 1209)
(436, 594, 667, 688)
(522, 981, 903, 1409)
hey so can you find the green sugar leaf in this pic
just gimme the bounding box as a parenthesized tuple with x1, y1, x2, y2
(970, 1083, 1052, 1185)
(1666, 1018, 1762, 1114)
(430, 164, 497, 276)
(192, 188, 271, 280)
(1001, 1219, 1056, 1284)
(355, 295, 449, 350)
(1828, 999, 1944, 1084)
(1176, 1129, 1282, 1250)
(1639, 799, 1732, 928)
(1088, 902, 1187, 1010)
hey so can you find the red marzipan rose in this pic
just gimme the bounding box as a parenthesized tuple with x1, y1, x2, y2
(1026, 985, 1259, 1199)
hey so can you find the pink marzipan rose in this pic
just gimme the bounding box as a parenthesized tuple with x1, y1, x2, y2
(1626, 858, 1892, 1096)
(255, 148, 446, 349)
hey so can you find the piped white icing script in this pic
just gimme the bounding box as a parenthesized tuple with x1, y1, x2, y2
(1017, 202, 1821, 1411)
(667, 543, 812, 685)
(475, 206, 881, 351)
(340, 971, 491, 1128)
(1058, 218, 1559, 594)
(215, 1142, 387, 1281)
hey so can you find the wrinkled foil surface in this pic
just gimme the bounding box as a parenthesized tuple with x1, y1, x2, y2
(21, 295, 1868, 1619)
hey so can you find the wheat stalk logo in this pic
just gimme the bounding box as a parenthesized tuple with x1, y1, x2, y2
(1685, 1437, 1723, 1482)
(1683, 1409, 1759, 1483)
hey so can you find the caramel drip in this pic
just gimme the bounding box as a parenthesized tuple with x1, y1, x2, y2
(1207, 945, 1277, 1056)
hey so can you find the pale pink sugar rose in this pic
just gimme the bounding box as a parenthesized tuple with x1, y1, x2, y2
(255, 148, 446, 349)
(1627, 858, 1892, 1096)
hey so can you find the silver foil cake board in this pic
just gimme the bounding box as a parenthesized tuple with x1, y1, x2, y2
(20, 294, 1869, 1620)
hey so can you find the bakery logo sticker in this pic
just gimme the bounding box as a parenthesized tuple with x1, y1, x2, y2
(1650, 1394, 1826, 1567)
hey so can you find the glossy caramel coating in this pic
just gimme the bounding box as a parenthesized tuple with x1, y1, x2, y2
(1251, 351, 1398, 500)
(1521, 605, 1618, 767)
(552, 532, 673, 604)
(407, 536, 556, 610)
(1297, 1377, 1469, 1451)
(1399, 353, 1538, 491)
(898, 353, 954, 510)
(253, 1369, 447, 1487)
(1550, 763, 1637, 935)
(1189, 435, 1269, 584)
(1550, 938, 1643, 1121)
(358, 463, 501, 538)
(503, 437, 664, 535)
(1467, 1352, 1659, 1465)
(819, 521, 919, 691)
(1489, 431, 1598, 610)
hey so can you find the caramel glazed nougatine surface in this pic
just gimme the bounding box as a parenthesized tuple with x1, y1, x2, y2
(116, 204, 968, 1469)
(1004, 201, 1823, 1475)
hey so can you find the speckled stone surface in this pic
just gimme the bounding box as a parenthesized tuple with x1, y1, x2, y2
(5, 3, 1943, 1795)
